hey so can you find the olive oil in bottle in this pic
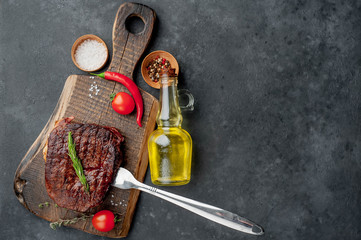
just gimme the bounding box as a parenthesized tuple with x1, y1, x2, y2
(148, 70, 192, 186)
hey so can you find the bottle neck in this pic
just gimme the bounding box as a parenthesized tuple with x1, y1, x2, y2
(157, 76, 183, 128)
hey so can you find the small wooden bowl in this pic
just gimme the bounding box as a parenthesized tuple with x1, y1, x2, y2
(141, 50, 179, 89)
(71, 34, 109, 72)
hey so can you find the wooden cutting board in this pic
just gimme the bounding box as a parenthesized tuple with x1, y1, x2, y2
(13, 3, 157, 238)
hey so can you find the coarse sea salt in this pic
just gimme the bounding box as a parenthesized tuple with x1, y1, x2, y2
(75, 39, 107, 71)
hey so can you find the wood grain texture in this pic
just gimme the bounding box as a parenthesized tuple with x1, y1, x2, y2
(108, 2, 156, 78)
(14, 3, 157, 238)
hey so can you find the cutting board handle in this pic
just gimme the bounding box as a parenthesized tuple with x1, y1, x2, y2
(107, 2, 156, 78)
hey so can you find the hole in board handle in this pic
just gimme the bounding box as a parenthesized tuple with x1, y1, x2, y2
(125, 15, 145, 34)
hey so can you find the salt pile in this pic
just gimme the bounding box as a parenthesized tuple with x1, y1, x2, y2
(74, 39, 107, 71)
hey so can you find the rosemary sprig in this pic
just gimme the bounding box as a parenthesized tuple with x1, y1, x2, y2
(68, 132, 89, 193)
(49, 214, 93, 230)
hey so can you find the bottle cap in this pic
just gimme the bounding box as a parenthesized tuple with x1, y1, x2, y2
(160, 68, 177, 85)
(160, 68, 177, 77)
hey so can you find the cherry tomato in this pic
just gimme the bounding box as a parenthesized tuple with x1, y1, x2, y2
(92, 210, 115, 232)
(111, 92, 135, 115)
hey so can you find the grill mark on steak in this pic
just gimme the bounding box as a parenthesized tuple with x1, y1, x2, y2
(45, 117, 124, 212)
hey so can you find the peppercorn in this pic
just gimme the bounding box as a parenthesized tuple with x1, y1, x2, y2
(147, 57, 172, 82)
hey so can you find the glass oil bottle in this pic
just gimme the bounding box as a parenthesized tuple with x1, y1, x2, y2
(148, 69, 193, 186)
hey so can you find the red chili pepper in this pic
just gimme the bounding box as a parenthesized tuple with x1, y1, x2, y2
(91, 72, 143, 127)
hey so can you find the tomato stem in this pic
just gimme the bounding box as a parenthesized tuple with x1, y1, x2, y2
(114, 215, 122, 223)
(109, 93, 116, 102)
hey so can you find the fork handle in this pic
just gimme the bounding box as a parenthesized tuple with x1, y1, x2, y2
(136, 183, 264, 235)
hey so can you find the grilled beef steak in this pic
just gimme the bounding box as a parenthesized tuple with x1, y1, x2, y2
(44, 117, 124, 212)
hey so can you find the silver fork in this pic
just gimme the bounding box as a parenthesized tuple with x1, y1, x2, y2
(112, 168, 264, 235)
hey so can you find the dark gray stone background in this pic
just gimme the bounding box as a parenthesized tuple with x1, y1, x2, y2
(1, 0, 361, 239)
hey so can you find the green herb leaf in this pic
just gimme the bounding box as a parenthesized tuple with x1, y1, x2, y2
(38, 201, 50, 208)
(68, 132, 89, 193)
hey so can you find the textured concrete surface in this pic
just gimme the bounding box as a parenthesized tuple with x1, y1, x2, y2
(1, 0, 361, 239)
